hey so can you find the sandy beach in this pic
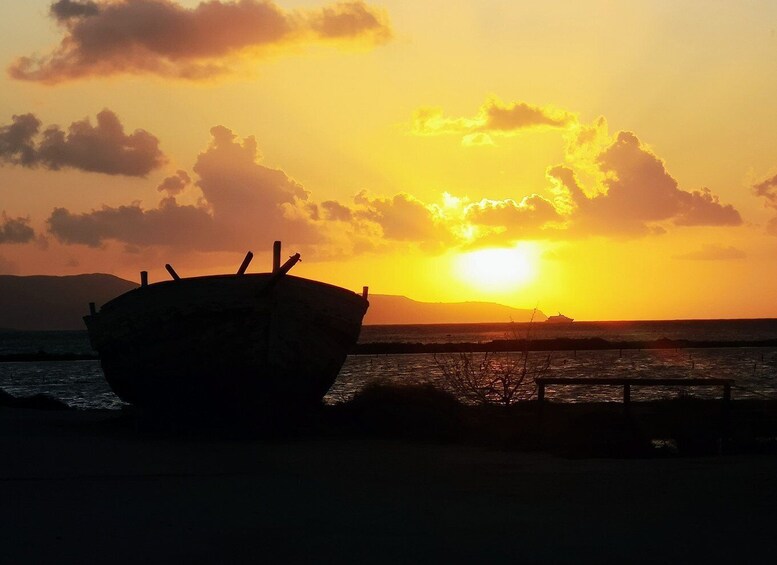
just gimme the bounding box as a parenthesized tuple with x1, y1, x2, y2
(2, 406, 777, 564)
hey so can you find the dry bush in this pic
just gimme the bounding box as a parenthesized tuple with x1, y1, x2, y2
(434, 312, 551, 405)
(434, 350, 550, 405)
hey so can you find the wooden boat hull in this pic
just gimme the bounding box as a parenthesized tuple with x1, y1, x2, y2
(84, 274, 368, 413)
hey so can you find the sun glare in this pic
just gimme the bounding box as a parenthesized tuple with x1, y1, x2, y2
(454, 245, 539, 293)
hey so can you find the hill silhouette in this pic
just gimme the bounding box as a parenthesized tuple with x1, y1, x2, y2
(363, 294, 545, 325)
(0, 274, 138, 331)
(0, 274, 543, 330)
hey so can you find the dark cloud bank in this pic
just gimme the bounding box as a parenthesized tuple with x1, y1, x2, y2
(48, 126, 320, 250)
(0, 215, 35, 244)
(547, 131, 742, 238)
(31, 95, 743, 255)
(0, 110, 165, 176)
(10, 0, 392, 83)
(44, 122, 745, 255)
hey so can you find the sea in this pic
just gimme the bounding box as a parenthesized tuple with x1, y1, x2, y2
(1, 319, 777, 409)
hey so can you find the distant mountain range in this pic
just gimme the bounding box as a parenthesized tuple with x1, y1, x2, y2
(362, 294, 544, 325)
(0, 274, 544, 330)
(0, 274, 138, 331)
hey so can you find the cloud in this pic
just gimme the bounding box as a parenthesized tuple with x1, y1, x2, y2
(465, 195, 561, 226)
(411, 107, 480, 137)
(483, 100, 575, 131)
(312, 118, 744, 249)
(48, 125, 323, 250)
(410, 119, 743, 245)
(321, 200, 352, 221)
(328, 190, 563, 251)
(51, 0, 99, 19)
(673, 244, 746, 261)
(10, 0, 391, 83)
(547, 128, 742, 237)
(352, 191, 454, 250)
(192, 125, 318, 243)
(674, 188, 742, 227)
(753, 173, 777, 235)
(461, 133, 495, 147)
(0, 114, 40, 166)
(44, 110, 745, 257)
(49, 196, 245, 249)
(0, 109, 166, 176)
(0, 214, 35, 244)
(753, 173, 777, 204)
(48, 201, 215, 248)
(48, 124, 461, 256)
(157, 170, 191, 194)
(461, 195, 563, 242)
(309, 1, 391, 41)
(409, 103, 741, 240)
(412, 97, 576, 144)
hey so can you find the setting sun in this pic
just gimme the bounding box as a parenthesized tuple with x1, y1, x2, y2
(455, 245, 539, 293)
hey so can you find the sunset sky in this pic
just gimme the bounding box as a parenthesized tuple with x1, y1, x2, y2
(2, 0, 777, 321)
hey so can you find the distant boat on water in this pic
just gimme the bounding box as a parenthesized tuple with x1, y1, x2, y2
(546, 313, 574, 323)
(84, 242, 369, 416)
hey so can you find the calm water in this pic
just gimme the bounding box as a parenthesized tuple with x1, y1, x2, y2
(2, 321, 777, 409)
(359, 318, 777, 344)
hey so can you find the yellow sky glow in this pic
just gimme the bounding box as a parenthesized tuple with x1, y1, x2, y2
(1, 1, 777, 321)
(455, 245, 539, 294)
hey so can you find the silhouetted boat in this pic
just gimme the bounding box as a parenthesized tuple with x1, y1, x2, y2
(84, 243, 369, 415)
(546, 313, 574, 323)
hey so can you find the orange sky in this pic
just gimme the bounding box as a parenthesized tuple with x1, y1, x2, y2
(1, 0, 777, 321)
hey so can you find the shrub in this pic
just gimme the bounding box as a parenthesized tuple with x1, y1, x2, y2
(434, 350, 550, 405)
(342, 380, 463, 441)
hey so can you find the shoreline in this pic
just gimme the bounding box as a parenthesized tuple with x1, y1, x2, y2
(3, 336, 777, 362)
(353, 337, 777, 354)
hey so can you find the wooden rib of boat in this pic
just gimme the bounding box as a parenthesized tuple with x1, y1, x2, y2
(84, 244, 369, 414)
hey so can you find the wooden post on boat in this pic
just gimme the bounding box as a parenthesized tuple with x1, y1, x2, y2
(259, 253, 301, 295)
(277, 253, 301, 276)
(165, 264, 181, 281)
(273, 241, 281, 273)
(362, 286, 369, 299)
(237, 251, 253, 275)
(140, 271, 148, 287)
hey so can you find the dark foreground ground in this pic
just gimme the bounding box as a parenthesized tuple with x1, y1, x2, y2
(3, 398, 777, 564)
